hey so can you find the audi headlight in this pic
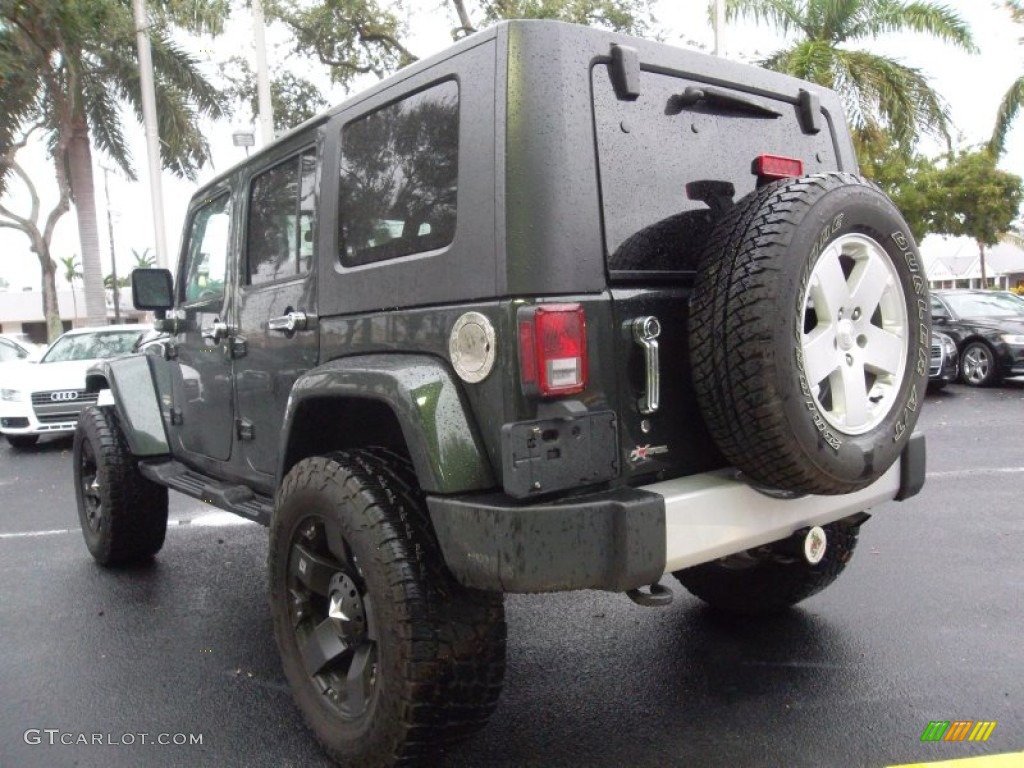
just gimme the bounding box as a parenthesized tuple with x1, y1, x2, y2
(941, 336, 957, 354)
(0, 388, 24, 402)
(1000, 334, 1024, 345)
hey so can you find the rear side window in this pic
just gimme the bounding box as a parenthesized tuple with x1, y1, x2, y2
(247, 150, 316, 285)
(338, 80, 459, 267)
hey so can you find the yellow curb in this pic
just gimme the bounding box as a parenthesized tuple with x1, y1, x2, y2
(887, 752, 1024, 768)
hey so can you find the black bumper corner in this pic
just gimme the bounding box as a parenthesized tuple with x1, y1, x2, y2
(895, 432, 926, 501)
(426, 487, 666, 593)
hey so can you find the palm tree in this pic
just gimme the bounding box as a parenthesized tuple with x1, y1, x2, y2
(1, 1, 228, 332)
(131, 247, 157, 269)
(721, 0, 976, 150)
(59, 255, 83, 322)
(991, 1, 1024, 156)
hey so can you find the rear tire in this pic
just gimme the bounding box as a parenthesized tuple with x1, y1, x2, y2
(268, 448, 506, 767)
(674, 522, 860, 616)
(73, 406, 169, 565)
(5, 434, 39, 449)
(689, 173, 929, 495)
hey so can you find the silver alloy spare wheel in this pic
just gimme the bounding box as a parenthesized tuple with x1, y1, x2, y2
(800, 233, 908, 436)
(689, 173, 930, 496)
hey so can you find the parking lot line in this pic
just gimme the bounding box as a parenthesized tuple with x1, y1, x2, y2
(887, 752, 1024, 768)
(0, 512, 256, 539)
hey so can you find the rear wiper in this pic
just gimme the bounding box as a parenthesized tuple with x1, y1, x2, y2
(673, 86, 782, 118)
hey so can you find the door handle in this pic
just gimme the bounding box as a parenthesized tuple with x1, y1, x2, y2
(201, 319, 229, 343)
(631, 316, 661, 415)
(268, 311, 310, 333)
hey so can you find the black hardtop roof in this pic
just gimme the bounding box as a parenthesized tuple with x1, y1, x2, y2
(189, 19, 841, 203)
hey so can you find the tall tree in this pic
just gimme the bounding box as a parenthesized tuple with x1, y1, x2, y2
(925, 149, 1023, 286)
(461, 0, 656, 35)
(131, 247, 156, 269)
(856, 127, 937, 242)
(60, 254, 83, 322)
(220, 56, 328, 134)
(0, 125, 68, 341)
(720, 0, 976, 153)
(0, 0, 228, 339)
(990, 0, 1024, 156)
(267, 0, 416, 89)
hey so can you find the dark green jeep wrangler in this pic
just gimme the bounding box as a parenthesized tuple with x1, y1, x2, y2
(74, 20, 927, 767)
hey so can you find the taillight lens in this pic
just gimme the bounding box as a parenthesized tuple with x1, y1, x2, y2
(755, 154, 804, 180)
(518, 304, 588, 397)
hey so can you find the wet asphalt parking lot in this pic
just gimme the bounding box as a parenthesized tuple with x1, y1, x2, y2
(0, 381, 1021, 768)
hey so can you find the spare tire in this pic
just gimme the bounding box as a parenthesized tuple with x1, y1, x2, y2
(689, 173, 929, 495)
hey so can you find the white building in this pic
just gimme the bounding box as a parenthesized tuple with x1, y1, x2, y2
(0, 288, 145, 344)
(921, 234, 1024, 291)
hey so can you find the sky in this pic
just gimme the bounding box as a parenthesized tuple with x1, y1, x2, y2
(1, 0, 1021, 291)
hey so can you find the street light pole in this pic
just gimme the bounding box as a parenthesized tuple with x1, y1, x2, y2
(714, 0, 726, 57)
(132, 0, 169, 269)
(251, 0, 275, 146)
(101, 167, 121, 324)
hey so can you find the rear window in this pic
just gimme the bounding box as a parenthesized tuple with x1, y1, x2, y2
(591, 64, 836, 278)
(338, 80, 459, 267)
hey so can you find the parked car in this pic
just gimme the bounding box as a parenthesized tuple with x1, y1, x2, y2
(928, 331, 958, 391)
(930, 290, 1024, 386)
(0, 334, 35, 364)
(0, 325, 145, 448)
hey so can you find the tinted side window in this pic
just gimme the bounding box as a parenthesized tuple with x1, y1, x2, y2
(339, 80, 459, 267)
(182, 194, 231, 304)
(930, 297, 950, 318)
(246, 150, 316, 285)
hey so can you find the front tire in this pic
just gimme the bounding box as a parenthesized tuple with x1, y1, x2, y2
(960, 341, 999, 387)
(268, 449, 506, 767)
(73, 406, 169, 565)
(674, 521, 860, 616)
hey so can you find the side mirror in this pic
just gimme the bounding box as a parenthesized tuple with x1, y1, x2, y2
(132, 268, 174, 312)
(933, 314, 949, 325)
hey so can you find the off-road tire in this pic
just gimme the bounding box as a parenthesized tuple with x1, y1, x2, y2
(6, 434, 39, 449)
(674, 522, 859, 616)
(268, 448, 506, 767)
(689, 173, 929, 495)
(73, 405, 169, 565)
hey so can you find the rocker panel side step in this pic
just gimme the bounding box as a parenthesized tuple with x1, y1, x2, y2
(139, 459, 273, 526)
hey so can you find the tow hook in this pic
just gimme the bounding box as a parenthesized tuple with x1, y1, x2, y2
(626, 580, 673, 607)
(800, 525, 827, 564)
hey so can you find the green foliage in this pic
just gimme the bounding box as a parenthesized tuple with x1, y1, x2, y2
(1, 0, 229, 189)
(104, 273, 130, 289)
(60, 255, 83, 285)
(990, 2, 1024, 155)
(220, 56, 328, 133)
(131, 247, 156, 268)
(855, 128, 936, 242)
(722, 0, 976, 148)
(267, 0, 414, 89)
(926, 150, 1023, 247)
(478, 0, 656, 35)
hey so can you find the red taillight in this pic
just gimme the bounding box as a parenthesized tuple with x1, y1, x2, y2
(518, 304, 588, 397)
(755, 154, 804, 180)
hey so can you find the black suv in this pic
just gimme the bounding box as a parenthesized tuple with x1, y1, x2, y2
(74, 21, 927, 766)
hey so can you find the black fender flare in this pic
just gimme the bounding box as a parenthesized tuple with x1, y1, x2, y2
(85, 356, 170, 456)
(279, 354, 495, 494)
